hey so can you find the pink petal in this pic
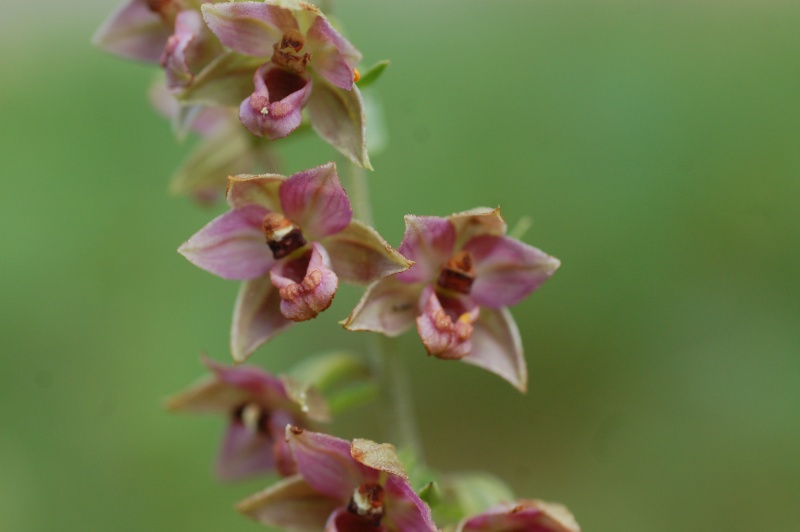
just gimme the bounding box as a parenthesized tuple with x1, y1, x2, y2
(395, 216, 455, 284)
(448, 207, 507, 248)
(216, 422, 276, 481)
(457, 500, 581, 532)
(240, 64, 312, 139)
(161, 10, 207, 89)
(285, 427, 375, 501)
(226, 173, 284, 211)
(201, 1, 298, 57)
(415, 287, 478, 360)
(92, 0, 171, 63)
(307, 79, 372, 169)
(203, 357, 289, 403)
(231, 275, 295, 362)
(270, 243, 338, 321)
(321, 220, 412, 285)
(306, 15, 362, 90)
(178, 204, 274, 280)
(324, 507, 380, 532)
(463, 235, 560, 308)
(383, 476, 437, 532)
(462, 307, 527, 392)
(280, 162, 352, 239)
(341, 277, 421, 337)
(237, 475, 340, 530)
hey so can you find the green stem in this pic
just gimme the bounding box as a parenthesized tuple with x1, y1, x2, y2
(345, 161, 424, 460)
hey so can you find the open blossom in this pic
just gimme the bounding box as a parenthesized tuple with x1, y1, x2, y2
(237, 427, 437, 531)
(93, 0, 221, 89)
(165, 357, 328, 480)
(343, 208, 560, 392)
(201, 0, 371, 166)
(457, 500, 581, 532)
(178, 162, 411, 362)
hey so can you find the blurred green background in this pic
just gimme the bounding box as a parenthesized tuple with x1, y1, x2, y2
(2, 0, 799, 530)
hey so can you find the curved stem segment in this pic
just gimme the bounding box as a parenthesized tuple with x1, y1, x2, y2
(345, 161, 424, 460)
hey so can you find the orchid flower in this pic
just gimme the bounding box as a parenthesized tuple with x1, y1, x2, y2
(165, 357, 328, 480)
(178, 162, 411, 361)
(343, 208, 560, 392)
(237, 427, 437, 531)
(201, 0, 371, 167)
(456, 500, 581, 532)
(94, 0, 221, 89)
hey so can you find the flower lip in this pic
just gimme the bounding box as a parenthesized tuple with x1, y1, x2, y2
(347, 483, 385, 527)
(437, 250, 476, 295)
(262, 212, 307, 259)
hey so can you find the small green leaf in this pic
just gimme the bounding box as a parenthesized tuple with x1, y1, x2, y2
(288, 351, 369, 392)
(357, 60, 390, 89)
(328, 381, 378, 415)
(419, 481, 443, 507)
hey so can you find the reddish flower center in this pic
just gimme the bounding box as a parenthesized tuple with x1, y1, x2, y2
(347, 482, 385, 527)
(271, 29, 311, 74)
(437, 250, 476, 294)
(263, 213, 307, 259)
(232, 402, 271, 436)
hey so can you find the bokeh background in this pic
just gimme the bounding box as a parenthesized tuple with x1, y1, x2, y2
(2, 0, 799, 530)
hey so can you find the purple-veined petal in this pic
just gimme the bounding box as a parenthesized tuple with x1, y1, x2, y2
(323, 507, 380, 532)
(280, 162, 352, 239)
(341, 277, 420, 337)
(92, 0, 171, 63)
(384, 476, 438, 532)
(464, 235, 560, 308)
(204, 356, 289, 402)
(240, 64, 312, 139)
(457, 500, 581, 532)
(238, 474, 340, 530)
(231, 275, 295, 362)
(216, 421, 276, 481)
(178, 204, 273, 280)
(227, 173, 284, 211)
(201, 1, 298, 57)
(306, 15, 361, 90)
(395, 216, 455, 284)
(321, 220, 412, 284)
(307, 78, 372, 169)
(448, 207, 507, 248)
(285, 426, 374, 501)
(270, 243, 338, 321)
(462, 307, 527, 392)
(416, 287, 478, 360)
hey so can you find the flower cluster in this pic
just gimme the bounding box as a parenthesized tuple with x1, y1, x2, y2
(96, 0, 581, 530)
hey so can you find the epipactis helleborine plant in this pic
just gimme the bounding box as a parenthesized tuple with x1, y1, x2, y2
(344, 207, 560, 392)
(178, 162, 411, 361)
(165, 357, 329, 480)
(237, 427, 437, 531)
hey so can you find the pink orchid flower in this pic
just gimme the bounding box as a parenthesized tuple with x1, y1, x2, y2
(457, 500, 581, 532)
(343, 208, 560, 392)
(178, 162, 411, 362)
(201, 0, 370, 166)
(238, 427, 437, 531)
(165, 357, 328, 480)
(94, 0, 221, 89)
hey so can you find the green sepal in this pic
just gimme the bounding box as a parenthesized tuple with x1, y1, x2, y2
(356, 60, 390, 89)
